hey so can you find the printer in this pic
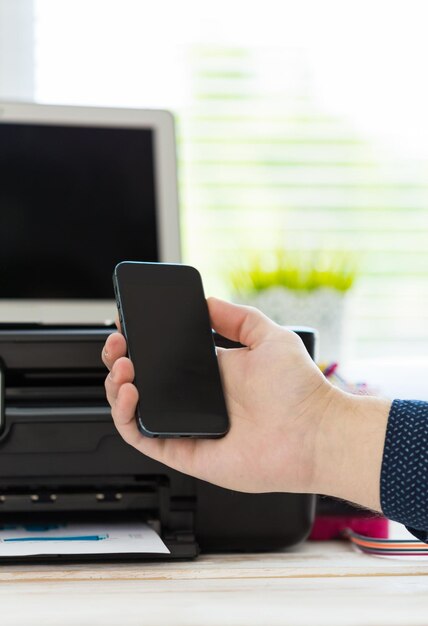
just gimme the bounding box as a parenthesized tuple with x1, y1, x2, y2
(0, 324, 316, 561)
(0, 103, 316, 560)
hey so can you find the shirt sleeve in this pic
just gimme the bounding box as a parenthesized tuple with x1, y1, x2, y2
(380, 399, 428, 540)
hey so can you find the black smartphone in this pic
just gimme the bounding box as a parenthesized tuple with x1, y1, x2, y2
(112, 261, 230, 438)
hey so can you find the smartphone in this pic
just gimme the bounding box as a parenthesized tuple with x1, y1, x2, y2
(112, 261, 230, 438)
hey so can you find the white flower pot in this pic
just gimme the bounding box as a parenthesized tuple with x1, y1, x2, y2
(233, 286, 348, 363)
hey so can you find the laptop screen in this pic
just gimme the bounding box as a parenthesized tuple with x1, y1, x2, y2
(0, 122, 158, 299)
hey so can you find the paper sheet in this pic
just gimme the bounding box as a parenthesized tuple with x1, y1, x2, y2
(0, 522, 170, 557)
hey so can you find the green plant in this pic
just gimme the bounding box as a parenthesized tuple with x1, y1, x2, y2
(230, 250, 357, 294)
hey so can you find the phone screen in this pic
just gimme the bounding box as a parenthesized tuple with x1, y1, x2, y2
(113, 262, 229, 437)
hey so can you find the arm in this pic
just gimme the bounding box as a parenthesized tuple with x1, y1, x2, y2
(103, 297, 391, 512)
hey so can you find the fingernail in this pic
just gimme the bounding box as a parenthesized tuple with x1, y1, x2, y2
(109, 369, 115, 381)
(104, 348, 109, 359)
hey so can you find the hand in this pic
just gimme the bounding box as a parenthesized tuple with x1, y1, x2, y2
(103, 298, 390, 508)
(104, 298, 332, 493)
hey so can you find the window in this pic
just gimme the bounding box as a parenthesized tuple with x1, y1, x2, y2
(2, 0, 428, 360)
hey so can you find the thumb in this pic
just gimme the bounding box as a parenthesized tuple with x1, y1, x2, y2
(207, 297, 278, 348)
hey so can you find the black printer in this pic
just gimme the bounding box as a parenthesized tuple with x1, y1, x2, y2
(0, 325, 316, 561)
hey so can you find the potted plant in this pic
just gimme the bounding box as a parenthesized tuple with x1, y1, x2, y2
(230, 250, 357, 363)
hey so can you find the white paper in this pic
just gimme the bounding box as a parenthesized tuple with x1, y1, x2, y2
(0, 522, 170, 557)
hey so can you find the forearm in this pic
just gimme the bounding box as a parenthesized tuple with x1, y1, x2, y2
(313, 389, 391, 511)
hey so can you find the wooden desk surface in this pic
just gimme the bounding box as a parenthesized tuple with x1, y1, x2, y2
(1, 541, 428, 626)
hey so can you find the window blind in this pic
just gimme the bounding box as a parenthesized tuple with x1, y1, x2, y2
(178, 46, 428, 358)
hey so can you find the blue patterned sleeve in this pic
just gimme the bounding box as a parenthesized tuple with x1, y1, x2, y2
(380, 399, 428, 541)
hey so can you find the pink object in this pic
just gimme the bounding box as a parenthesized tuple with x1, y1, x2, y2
(309, 515, 389, 540)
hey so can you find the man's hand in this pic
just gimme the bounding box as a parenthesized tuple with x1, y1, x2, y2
(102, 298, 390, 508)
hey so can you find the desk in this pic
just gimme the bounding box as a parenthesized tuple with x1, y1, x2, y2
(1, 541, 428, 625)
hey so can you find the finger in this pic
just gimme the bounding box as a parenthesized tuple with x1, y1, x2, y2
(112, 386, 203, 479)
(111, 382, 142, 448)
(207, 297, 277, 348)
(102, 332, 127, 371)
(105, 357, 135, 406)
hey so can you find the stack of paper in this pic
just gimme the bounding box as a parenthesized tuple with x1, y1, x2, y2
(0, 522, 170, 557)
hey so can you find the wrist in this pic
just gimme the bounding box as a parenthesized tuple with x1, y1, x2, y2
(312, 387, 391, 511)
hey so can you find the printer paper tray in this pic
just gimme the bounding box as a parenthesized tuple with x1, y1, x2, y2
(0, 539, 199, 565)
